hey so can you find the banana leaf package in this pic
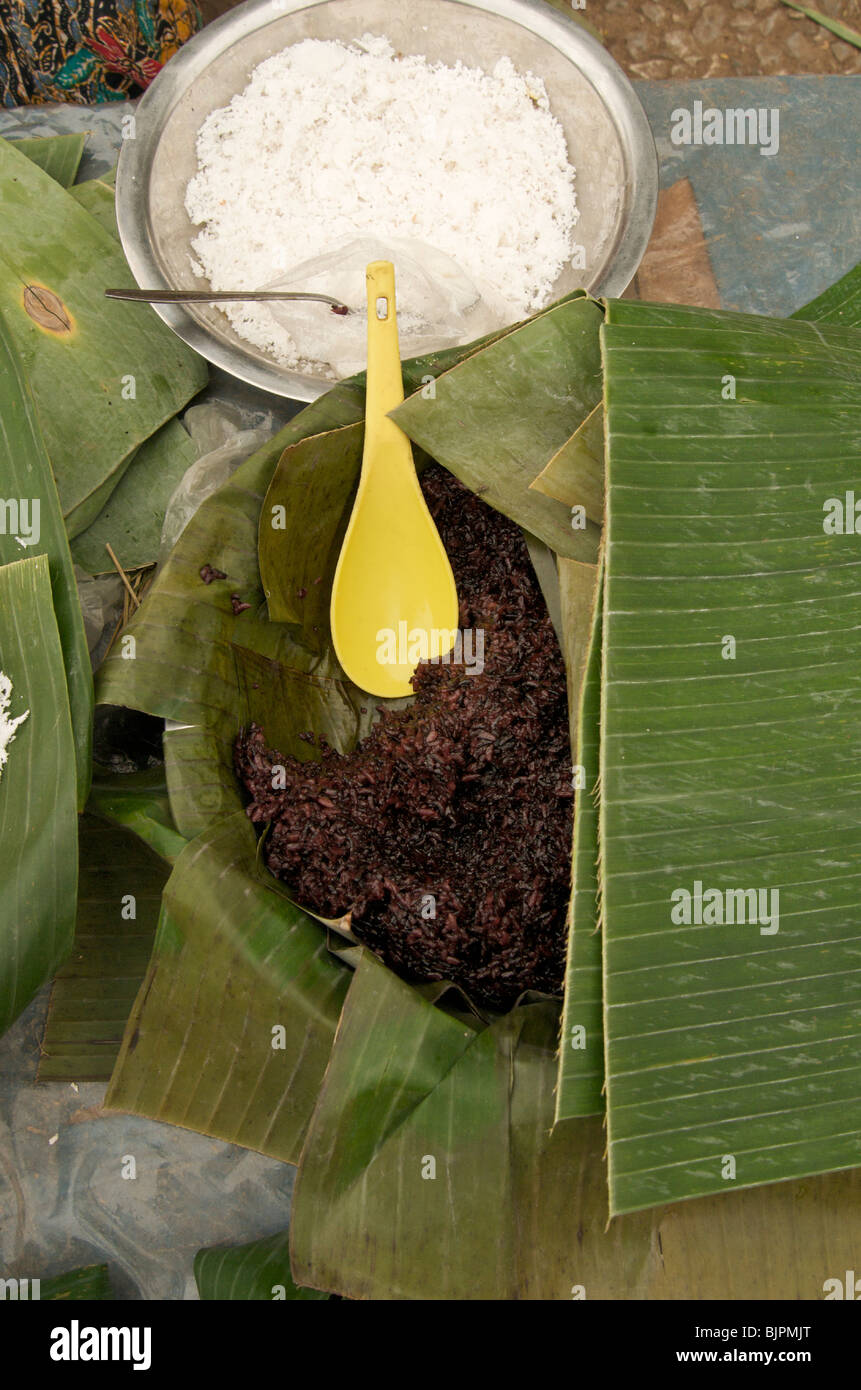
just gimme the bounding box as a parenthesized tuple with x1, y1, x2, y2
(79, 259, 861, 1299)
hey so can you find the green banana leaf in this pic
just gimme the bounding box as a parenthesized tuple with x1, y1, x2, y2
(530, 402, 604, 519)
(599, 298, 861, 1215)
(96, 404, 351, 734)
(88, 766, 188, 864)
(194, 1232, 327, 1301)
(38, 813, 170, 1082)
(0, 136, 207, 538)
(524, 531, 565, 644)
(554, 258, 861, 1126)
(290, 949, 861, 1299)
(104, 813, 349, 1163)
(542, 268, 861, 757)
(0, 554, 77, 1036)
(556, 556, 604, 1120)
(9, 133, 85, 187)
(39, 770, 184, 1082)
(70, 417, 199, 573)
(793, 260, 861, 329)
(162, 725, 241, 842)
(391, 295, 603, 562)
(0, 304, 92, 809)
(40, 1264, 112, 1300)
(69, 167, 119, 238)
(259, 421, 364, 636)
(65, 165, 201, 574)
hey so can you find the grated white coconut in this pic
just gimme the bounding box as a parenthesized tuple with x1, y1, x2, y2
(0, 671, 29, 781)
(184, 33, 579, 374)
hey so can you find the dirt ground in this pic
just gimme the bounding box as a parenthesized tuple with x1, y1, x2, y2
(595, 0, 861, 78)
(199, 0, 861, 77)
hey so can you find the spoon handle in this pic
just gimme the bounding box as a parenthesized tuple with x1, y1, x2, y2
(363, 260, 404, 454)
(104, 288, 350, 311)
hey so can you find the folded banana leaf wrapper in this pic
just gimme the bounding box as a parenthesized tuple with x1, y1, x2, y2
(77, 256, 861, 1299)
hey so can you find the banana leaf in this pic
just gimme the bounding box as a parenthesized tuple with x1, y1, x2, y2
(290, 949, 861, 1299)
(0, 304, 92, 809)
(70, 417, 199, 573)
(524, 532, 565, 644)
(546, 269, 861, 731)
(91, 409, 369, 1137)
(104, 813, 349, 1163)
(555, 556, 604, 1120)
(96, 405, 352, 734)
(88, 766, 188, 864)
(38, 812, 170, 1082)
(793, 260, 861, 329)
(554, 259, 861, 1128)
(161, 640, 366, 846)
(391, 295, 603, 562)
(599, 298, 861, 1215)
(0, 136, 207, 538)
(529, 402, 604, 518)
(10, 133, 85, 187)
(0, 554, 77, 1036)
(194, 1232, 327, 1301)
(259, 422, 364, 636)
(69, 167, 118, 239)
(65, 167, 201, 573)
(162, 725, 242, 842)
(41, 1264, 112, 1300)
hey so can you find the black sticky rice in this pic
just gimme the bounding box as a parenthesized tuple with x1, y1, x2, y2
(234, 464, 573, 1010)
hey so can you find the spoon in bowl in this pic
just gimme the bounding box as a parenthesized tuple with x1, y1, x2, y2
(104, 288, 351, 312)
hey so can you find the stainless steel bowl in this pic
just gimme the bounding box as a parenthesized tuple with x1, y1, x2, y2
(116, 0, 658, 401)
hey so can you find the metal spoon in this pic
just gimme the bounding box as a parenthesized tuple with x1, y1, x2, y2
(105, 288, 350, 314)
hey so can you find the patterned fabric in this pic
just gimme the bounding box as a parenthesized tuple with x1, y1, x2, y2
(0, 0, 201, 106)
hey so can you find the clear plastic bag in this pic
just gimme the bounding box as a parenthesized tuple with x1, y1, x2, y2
(261, 236, 510, 378)
(75, 566, 125, 670)
(158, 398, 281, 565)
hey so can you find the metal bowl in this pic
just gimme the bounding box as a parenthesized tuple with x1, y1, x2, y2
(116, 0, 658, 401)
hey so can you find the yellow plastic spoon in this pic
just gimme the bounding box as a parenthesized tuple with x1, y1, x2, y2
(330, 260, 458, 698)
